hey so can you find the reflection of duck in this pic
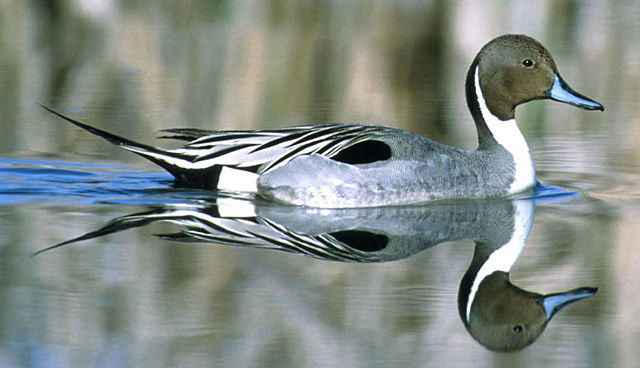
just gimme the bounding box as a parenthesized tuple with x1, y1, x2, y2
(36, 196, 596, 350)
(457, 201, 596, 351)
(42, 34, 603, 207)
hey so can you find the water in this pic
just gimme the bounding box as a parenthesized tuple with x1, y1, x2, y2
(2, 1, 639, 367)
(0, 140, 620, 367)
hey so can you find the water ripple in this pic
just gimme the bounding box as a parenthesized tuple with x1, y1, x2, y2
(0, 157, 213, 205)
(0, 157, 586, 207)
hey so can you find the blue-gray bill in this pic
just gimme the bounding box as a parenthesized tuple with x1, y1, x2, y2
(546, 74, 604, 111)
(540, 287, 598, 320)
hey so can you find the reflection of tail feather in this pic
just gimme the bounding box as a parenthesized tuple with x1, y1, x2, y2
(32, 209, 163, 256)
(154, 233, 204, 242)
(170, 214, 373, 261)
(34, 205, 381, 262)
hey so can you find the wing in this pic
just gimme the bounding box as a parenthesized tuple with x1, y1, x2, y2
(164, 124, 390, 174)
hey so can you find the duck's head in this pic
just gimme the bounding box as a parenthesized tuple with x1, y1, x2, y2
(467, 34, 604, 122)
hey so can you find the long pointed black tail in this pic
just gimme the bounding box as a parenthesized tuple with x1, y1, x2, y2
(41, 105, 220, 189)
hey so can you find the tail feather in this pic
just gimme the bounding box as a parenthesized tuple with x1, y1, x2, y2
(40, 105, 221, 189)
(158, 128, 217, 141)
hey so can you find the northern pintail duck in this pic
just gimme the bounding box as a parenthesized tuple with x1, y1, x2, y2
(43, 34, 603, 208)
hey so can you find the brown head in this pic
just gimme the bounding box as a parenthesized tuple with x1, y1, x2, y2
(468, 34, 603, 122)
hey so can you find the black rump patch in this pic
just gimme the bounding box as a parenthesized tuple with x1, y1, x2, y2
(329, 230, 388, 252)
(330, 140, 391, 164)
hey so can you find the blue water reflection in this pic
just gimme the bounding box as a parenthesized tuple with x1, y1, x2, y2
(0, 158, 191, 205)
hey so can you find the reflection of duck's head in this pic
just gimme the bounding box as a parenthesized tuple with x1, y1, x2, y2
(462, 270, 596, 352)
(458, 200, 597, 351)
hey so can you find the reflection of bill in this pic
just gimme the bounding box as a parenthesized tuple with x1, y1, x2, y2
(35, 196, 596, 351)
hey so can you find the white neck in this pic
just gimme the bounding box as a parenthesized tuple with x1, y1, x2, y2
(466, 199, 535, 320)
(474, 66, 536, 194)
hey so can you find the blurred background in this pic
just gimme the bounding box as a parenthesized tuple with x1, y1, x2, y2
(1, 0, 639, 367)
(2, 0, 635, 155)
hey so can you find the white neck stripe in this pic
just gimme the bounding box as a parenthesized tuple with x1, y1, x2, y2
(473, 66, 535, 194)
(466, 200, 535, 320)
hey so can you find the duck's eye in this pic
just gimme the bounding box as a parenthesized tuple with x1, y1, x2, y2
(513, 325, 524, 333)
(522, 59, 534, 68)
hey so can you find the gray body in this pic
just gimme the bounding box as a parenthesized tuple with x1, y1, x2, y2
(257, 127, 515, 207)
